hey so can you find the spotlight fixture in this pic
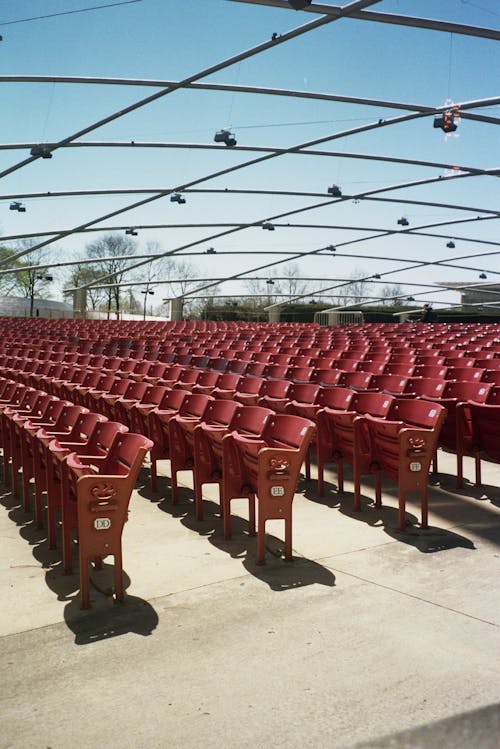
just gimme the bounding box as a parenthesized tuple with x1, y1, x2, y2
(170, 193, 186, 204)
(9, 201, 26, 212)
(397, 217, 409, 226)
(373, 274, 381, 280)
(479, 272, 487, 279)
(288, 0, 312, 9)
(406, 296, 415, 302)
(214, 129, 237, 147)
(446, 240, 455, 249)
(327, 185, 342, 197)
(326, 245, 336, 252)
(262, 222, 275, 231)
(125, 228, 138, 236)
(266, 279, 275, 286)
(205, 247, 217, 254)
(30, 144, 53, 159)
(433, 112, 457, 133)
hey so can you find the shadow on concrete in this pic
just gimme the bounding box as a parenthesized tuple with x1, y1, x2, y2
(1, 483, 159, 641)
(156, 488, 336, 591)
(350, 701, 500, 749)
(64, 594, 159, 645)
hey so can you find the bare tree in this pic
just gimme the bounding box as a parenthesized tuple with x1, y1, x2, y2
(6, 242, 54, 316)
(85, 233, 137, 318)
(63, 263, 105, 311)
(380, 283, 404, 306)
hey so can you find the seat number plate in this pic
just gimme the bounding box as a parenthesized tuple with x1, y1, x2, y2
(271, 486, 285, 497)
(94, 518, 111, 530)
(409, 462, 422, 472)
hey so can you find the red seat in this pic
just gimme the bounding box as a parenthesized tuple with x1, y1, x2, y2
(456, 401, 500, 488)
(191, 370, 222, 394)
(128, 385, 169, 436)
(337, 371, 373, 390)
(445, 367, 485, 382)
(193, 405, 273, 521)
(422, 380, 492, 470)
(316, 391, 395, 498)
(362, 398, 447, 530)
(169, 399, 239, 504)
(105, 380, 150, 427)
(62, 431, 153, 608)
(233, 376, 266, 406)
(412, 365, 448, 379)
(368, 374, 409, 395)
(222, 414, 314, 563)
(402, 377, 446, 399)
(210, 373, 242, 400)
(310, 369, 343, 387)
(147, 389, 192, 491)
(258, 379, 292, 411)
(47, 420, 129, 560)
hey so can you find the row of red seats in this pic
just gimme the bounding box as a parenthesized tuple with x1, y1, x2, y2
(0, 379, 152, 608)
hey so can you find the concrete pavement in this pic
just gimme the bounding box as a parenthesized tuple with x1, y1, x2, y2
(1, 449, 499, 749)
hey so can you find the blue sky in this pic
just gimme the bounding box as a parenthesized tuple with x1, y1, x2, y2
(0, 0, 499, 310)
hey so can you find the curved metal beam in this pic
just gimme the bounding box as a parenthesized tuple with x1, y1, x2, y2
(226, 0, 500, 41)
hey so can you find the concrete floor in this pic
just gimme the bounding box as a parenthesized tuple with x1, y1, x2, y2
(1, 449, 499, 749)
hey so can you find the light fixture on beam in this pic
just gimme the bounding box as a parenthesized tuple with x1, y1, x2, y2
(214, 129, 237, 147)
(205, 247, 217, 254)
(446, 240, 455, 248)
(9, 201, 26, 212)
(262, 222, 275, 231)
(288, 1, 312, 9)
(125, 228, 138, 236)
(434, 112, 457, 133)
(327, 185, 342, 197)
(170, 193, 186, 204)
(479, 272, 487, 279)
(397, 217, 409, 226)
(30, 144, 53, 159)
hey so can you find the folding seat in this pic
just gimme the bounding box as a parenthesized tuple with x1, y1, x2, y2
(148, 388, 190, 490)
(157, 364, 185, 388)
(191, 370, 222, 395)
(258, 379, 292, 411)
(333, 358, 360, 372)
(444, 356, 476, 369)
(337, 371, 373, 390)
(358, 360, 386, 375)
(60, 431, 153, 607)
(172, 368, 202, 392)
(475, 358, 500, 371)
(481, 370, 500, 386)
(69, 370, 104, 406)
(190, 355, 210, 369)
(422, 380, 492, 471)
(128, 385, 169, 436)
(1, 390, 49, 486)
(232, 376, 266, 406)
(316, 391, 395, 498)
(250, 352, 272, 364)
(193, 406, 274, 527)
(221, 413, 315, 563)
(96, 377, 131, 419)
(382, 363, 415, 377)
(207, 357, 229, 373)
(28, 362, 66, 390)
(139, 362, 170, 384)
(412, 364, 448, 379)
(310, 369, 343, 387)
(402, 377, 446, 399)
(288, 355, 313, 368)
(109, 380, 152, 428)
(245, 362, 268, 377)
(174, 354, 193, 366)
(444, 367, 485, 382)
(368, 374, 409, 395)
(285, 366, 314, 383)
(80, 374, 117, 410)
(226, 359, 249, 376)
(263, 364, 289, 380)
(210, 373, 242, 400)
(362, 399, 447, 529)
(169, 398, 239, 504)
(456, 400, 500, 488)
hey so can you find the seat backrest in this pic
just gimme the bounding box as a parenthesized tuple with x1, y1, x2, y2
(469, 403, 500, 460)
(445, 367, 485, 382)
(259, 378, 292, 399)
(157, 387, 189, 411)
(369, 374, 409, 394)
(213, 373, 241, 390)
(178, 393, 213, 419)
(404, 377, 446, 398)
(288, 383, 320, 404)
(316, 385, 355, 411)
(338, 371, 372, 390)
(62, 412, 108, 443)
(81, 421, 129, 457)
(442, 380, 491, 403)
(230, 405, 274, 437)
(387, 398, 446, 429)
(200, 399, 240, 428)
(351, 391, 395, 417)
(263, 413, 315, 450)
(98, 431, 153, 476)
(236, 376, 265, 395)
